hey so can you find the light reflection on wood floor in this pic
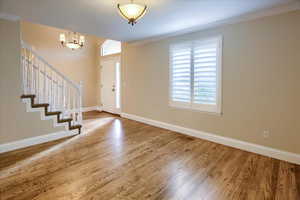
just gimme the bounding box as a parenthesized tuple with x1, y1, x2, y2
(0, 111, 299, 200)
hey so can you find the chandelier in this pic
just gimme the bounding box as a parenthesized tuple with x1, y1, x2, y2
(117, 0, 147, 26)
(59, 32, 85, 50)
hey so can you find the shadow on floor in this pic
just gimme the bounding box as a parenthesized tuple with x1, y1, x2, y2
(0, 111, 115, 170)
(0, 136, 72, 170)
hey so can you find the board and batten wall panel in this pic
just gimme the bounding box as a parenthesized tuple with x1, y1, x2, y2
(121, 10, 300, 154)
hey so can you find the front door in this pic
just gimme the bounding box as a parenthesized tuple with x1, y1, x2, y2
(101, 57, 121, 114)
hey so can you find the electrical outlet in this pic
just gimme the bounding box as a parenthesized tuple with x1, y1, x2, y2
(262, 130, 269, 138)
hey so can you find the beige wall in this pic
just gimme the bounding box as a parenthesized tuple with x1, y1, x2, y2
(122, 11, 300, 154)
(21, 21, 105, 107)
(0, 19, 65, 144)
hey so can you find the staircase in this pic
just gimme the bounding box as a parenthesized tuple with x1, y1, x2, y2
(20, 41, 82, 134)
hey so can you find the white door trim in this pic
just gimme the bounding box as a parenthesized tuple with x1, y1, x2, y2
(100, 56, 121, 114)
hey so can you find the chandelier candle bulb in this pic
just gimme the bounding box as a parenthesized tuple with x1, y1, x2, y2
(79, 36, 85, 45)
(59, 33, 66, 44)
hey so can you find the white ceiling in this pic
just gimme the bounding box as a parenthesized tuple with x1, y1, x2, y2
(0, 0, 299, 42)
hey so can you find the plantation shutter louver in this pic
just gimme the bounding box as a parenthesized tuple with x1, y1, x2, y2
(170, 44, 192, 106)
(170, 36, 222, 113)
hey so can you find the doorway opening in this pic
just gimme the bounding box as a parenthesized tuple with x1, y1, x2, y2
(100, 40, 121, 114)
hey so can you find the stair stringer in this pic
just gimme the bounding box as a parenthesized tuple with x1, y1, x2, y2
(21, 98, 77, 134)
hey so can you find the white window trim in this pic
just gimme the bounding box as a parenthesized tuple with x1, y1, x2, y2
(101, 40, 121, 57)
(168, 35, 223, 114)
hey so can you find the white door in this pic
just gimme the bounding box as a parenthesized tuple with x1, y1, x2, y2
(101, 57, 121, 114)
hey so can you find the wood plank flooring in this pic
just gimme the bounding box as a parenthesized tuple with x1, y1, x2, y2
(0, 111, 299, 200)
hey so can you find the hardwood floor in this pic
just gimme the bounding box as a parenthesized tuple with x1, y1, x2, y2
(0, 111, 299, 200)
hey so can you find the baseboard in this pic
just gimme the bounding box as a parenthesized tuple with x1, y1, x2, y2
(121, 113, 300, 165)
(82, 106, 102, 112)
(0, 130, 78, 154)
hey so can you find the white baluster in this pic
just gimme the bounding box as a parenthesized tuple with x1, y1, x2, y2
(59, 78, 61, 110)
(47, 67, 49, 104)
(21, 48, 23, 94)
(60, 80, 62, 110)
(56, 76, 58, 110)
(64, 84, 67, 118)
(27, 52, 29, 94)
(77, 91, 80, 124)
(43, 64, 46, 103)
(31, 53, 33, 94)
(27, 51, 29, 94)
(29, 54, 33, 94)
(53, 74, 56, 111)
(37, 58, 40, 103)
(62, 80, 66, 112)
(61, 79, 63, 110)
(79, 81, 83, 124)
(57, 77, 60, 110)
(73, 87, 76, 124)
(69, 86, 71, 115)
(49, 70, 52, 111)
(22, 48, 25, 94)
(35, 57, 38, 98)
(34, 58, 36, 99)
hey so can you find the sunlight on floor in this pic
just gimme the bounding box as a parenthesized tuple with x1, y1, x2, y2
(111, 119, 123, 139)
(83, 117, 115, 133)
(109, 119, 125, 157)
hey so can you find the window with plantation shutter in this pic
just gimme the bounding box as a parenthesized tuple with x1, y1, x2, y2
(169, 36, 222, 113)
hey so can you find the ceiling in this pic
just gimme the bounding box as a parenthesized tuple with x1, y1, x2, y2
(0, 0, 299, 42)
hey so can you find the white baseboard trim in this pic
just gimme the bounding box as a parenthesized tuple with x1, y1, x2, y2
(82, 106, 102, 112)
(121, 113, 300, 165)
(0, 130, 78, 154)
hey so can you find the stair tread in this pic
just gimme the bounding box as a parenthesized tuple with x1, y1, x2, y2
(70, 125, 82, 129)
(58, 118, 72, 122)
(21, 94, 36, 99)
(32, 103, 49, 108)
(46, 111, 61, 116)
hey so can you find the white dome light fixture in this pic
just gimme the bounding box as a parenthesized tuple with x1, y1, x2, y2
(117, 0, 147, 26)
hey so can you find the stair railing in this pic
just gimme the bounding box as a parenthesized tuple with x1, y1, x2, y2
(21, 41, 83, 126)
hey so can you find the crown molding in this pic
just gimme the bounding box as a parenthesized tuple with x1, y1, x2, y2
(0, 12, 20, 21)
(129, 1, 300, 46)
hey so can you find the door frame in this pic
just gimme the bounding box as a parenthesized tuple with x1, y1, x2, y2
(100, 55, 122, 114)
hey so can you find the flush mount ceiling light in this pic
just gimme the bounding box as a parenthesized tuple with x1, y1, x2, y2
(117, 0, 147, 26)
(59, 32, 85, 50)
